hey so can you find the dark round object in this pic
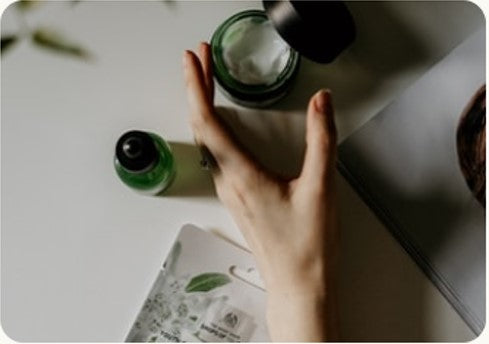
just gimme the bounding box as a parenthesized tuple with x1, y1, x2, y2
(457, 85, 486, 207)
(116, 131, 159, 172)
(263, 0, 356, 63)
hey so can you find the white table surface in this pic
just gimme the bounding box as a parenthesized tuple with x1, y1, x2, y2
(1, 0, 484, 342)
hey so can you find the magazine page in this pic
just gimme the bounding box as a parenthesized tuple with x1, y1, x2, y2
(338, 28, 485, 334)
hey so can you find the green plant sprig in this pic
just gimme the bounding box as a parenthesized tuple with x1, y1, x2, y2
(1, 0, 92, 60)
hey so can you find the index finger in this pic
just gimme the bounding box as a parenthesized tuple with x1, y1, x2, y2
(183, 49, 258, 173)
(198, 42, 214, 102)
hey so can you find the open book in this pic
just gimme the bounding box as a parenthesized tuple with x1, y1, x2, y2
(338, 28, 485, 334)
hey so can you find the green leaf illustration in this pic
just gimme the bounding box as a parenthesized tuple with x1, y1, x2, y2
(1, 35, 18, 55)
(185, 273, 231, 293)
(31, 28, 91, 59)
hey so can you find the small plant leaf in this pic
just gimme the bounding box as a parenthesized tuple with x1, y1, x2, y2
(16, 0, 40, 11)
(185, 273, 231, 293)
(1, 35, 18, 55)
(31, 28, 91, 59)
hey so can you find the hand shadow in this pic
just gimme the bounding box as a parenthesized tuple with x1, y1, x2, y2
(215, 105, 307, 179)
(159, 142, 216, 197)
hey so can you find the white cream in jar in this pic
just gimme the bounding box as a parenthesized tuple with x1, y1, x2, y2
(221, 18, 291, 85)
(211, 10, 300, 108)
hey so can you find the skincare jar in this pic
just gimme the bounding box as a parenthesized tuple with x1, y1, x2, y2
(211, 10, 300, 108)
(211, 0, 356, 108)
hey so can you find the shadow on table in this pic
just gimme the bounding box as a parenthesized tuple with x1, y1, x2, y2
(215, 106, 306, 179)
(159, 142, 216, 198)
(272, 1, 432, 114)
(335, 169, 478, 341)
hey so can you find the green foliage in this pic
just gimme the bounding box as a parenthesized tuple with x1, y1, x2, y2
(16, 0, 40, 12)
(1, 35, 18, 55)
(32, 28, 90, 59)
(1, 1, 91, 61)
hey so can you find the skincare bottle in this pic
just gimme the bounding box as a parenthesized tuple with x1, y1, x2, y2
(211, 0, 356, 108)
(114, 130, 175, 195)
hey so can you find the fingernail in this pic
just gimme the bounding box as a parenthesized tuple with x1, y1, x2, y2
(314, 89, 331, 114)
(182, 50, 191, 67)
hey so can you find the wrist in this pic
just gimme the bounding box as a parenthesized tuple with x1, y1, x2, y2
(263, 260, 339, 341)
(266, 270, 331, 311)
(266, 284, 334, 341)
(262, 254, 334, 297)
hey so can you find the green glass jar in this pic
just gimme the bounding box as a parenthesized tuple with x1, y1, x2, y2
(114, 130, 175, 195)
(211, 10, 300, 108)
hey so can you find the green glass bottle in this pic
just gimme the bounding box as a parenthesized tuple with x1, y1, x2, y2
(114, 130, 175, 195)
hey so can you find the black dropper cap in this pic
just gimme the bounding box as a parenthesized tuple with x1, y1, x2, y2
(116, 131, 159, 172)
(263, 0, 356, 63)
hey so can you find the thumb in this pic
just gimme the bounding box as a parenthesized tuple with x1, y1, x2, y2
(299, 89, 337, 189)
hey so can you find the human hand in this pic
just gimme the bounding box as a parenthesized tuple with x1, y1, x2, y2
(183, 43, 339, 342)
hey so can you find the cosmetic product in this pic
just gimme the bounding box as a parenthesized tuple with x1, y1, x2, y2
(114, 130, 176, 195)
(211, 0, 355, 108)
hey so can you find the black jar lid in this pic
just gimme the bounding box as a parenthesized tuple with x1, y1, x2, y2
(263, 0, 355, 63)
(116, 130, 159, 172)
